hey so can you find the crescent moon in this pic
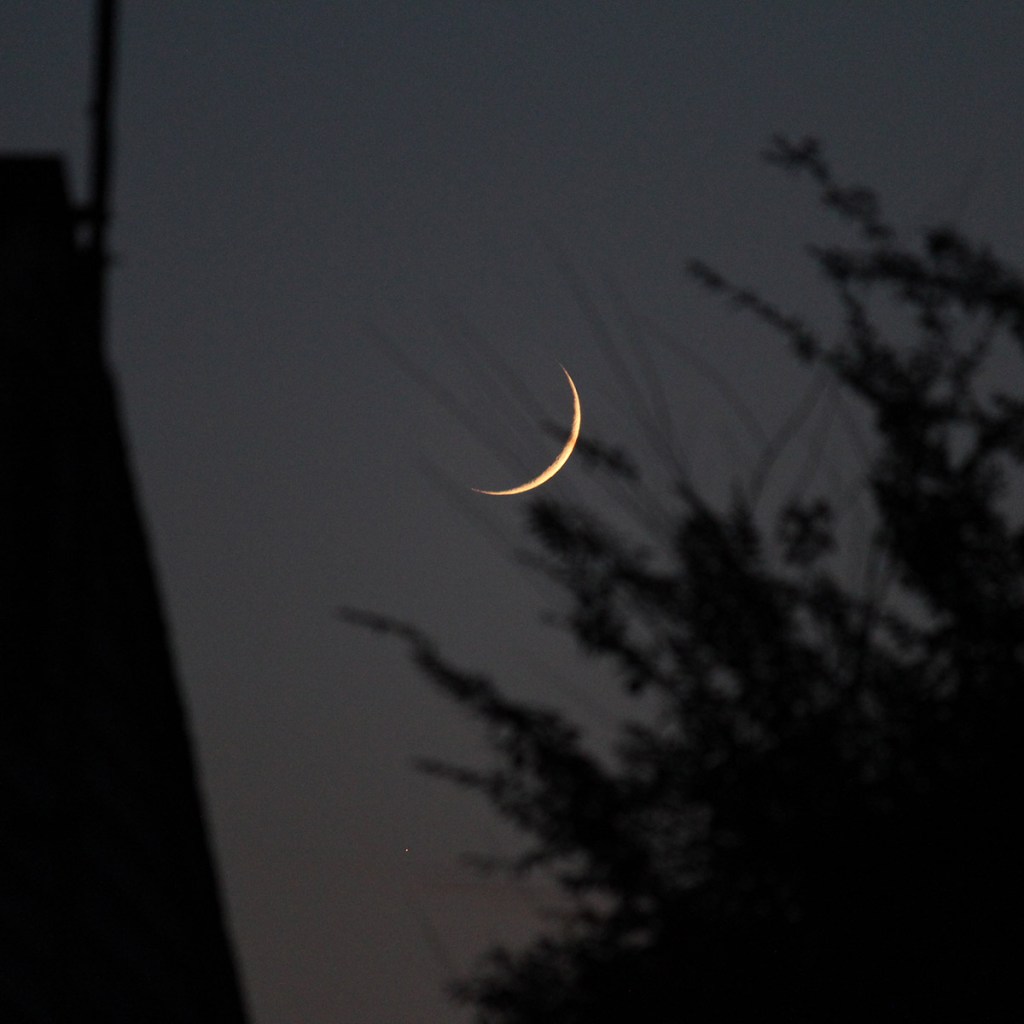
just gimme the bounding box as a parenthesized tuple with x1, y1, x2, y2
(472, 367, 582, 496)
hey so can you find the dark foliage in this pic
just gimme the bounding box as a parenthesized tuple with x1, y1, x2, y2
(344, 138, 1023, 1019)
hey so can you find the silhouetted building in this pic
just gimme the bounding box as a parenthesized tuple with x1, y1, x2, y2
(1, 157, 248, 1020)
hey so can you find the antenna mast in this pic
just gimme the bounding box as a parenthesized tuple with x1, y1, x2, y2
(88, 0, 118, 334)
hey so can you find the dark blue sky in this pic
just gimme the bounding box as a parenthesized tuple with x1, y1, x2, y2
(6, 3, 1024, 1021)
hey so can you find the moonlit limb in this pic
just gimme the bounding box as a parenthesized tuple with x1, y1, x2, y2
(472, 366, 581, 496)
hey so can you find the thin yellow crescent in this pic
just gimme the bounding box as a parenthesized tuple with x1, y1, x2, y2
(472, 367, 581, 496)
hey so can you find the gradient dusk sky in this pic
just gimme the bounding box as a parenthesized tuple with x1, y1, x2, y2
(5, 4, 1024, 1021)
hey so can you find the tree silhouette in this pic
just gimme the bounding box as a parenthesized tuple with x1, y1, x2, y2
(344, 138, 1023, 1019)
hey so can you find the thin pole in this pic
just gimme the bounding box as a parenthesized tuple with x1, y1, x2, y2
(88, 0, 118, 336)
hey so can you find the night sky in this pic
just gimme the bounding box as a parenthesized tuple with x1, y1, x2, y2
(6, 3, 1024, 1021)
